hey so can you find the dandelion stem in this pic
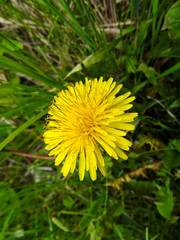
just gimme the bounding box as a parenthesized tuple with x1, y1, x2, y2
(4, 150, 54, 159)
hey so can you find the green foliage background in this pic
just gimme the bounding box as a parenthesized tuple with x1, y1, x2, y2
(0, 0, 180, 239)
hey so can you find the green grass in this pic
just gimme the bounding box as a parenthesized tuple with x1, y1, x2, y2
(0, 0, 180, 239)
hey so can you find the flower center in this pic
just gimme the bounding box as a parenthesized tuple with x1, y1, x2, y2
(74, 104, 98, 139)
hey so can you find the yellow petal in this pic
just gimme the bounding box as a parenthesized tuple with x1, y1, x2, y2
(61, 149, 79, 176)
(120, 112, 138, 122)
(118, 96, 135, 106)
(89, 152, 97, 181)
(104, 127, 126, 136)
(55, 147, 70, 166)
(94, 136, 113, 157)
(43, 130, 62, 139)
(116, 136, 132, 147)
(99, 134, 116, 148)
(109, 122, 135, 131)
(111, 92, 131, 106)
(111, 149, 118, 159)
(70, 160, 76, 173)
(89, 164, 97, 181)
(119, 104, 133, 111)
(61, 154, 72, 176)
(97, 162, 106, 176)
(79, 148, 85, 181)
(108, 84, 123, 98)
(85, 145, 90, 171)
(114, 148, 128, 160)
(116, 142, 129, 151)
(94, 145, 105, 166)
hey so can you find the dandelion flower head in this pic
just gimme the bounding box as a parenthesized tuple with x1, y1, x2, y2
(44, 77, 137, 181)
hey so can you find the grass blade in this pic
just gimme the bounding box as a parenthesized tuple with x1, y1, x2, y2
(0, 109, 48, 151)
(0, 55, 61, 89)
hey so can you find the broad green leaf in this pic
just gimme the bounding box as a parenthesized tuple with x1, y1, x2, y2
(116, 41, 132, 54)
(137, 62, 158, 85)
(167, 98, 180, 109)
(162, 0, 180, 41)
(164, 139, 180, 171)
(163, 0, 180, 30)
(80, 198, 102, 229)
(63, 196, 75, 209)
(51, 217, 69, 232)
(64, 38, 121, 79)
(164, 150, 180, 171)
(126, 57, 137, 74)
(64, 27, 135, 79)
(154, 184, 173, 220)
(112, 205, 123, 218)
(132, 80, 148, 94)
(160, 47, 180, 58)
(170, 139, 180, 152)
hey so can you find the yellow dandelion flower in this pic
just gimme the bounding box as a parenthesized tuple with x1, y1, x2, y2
(43, 77, 138, 181)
